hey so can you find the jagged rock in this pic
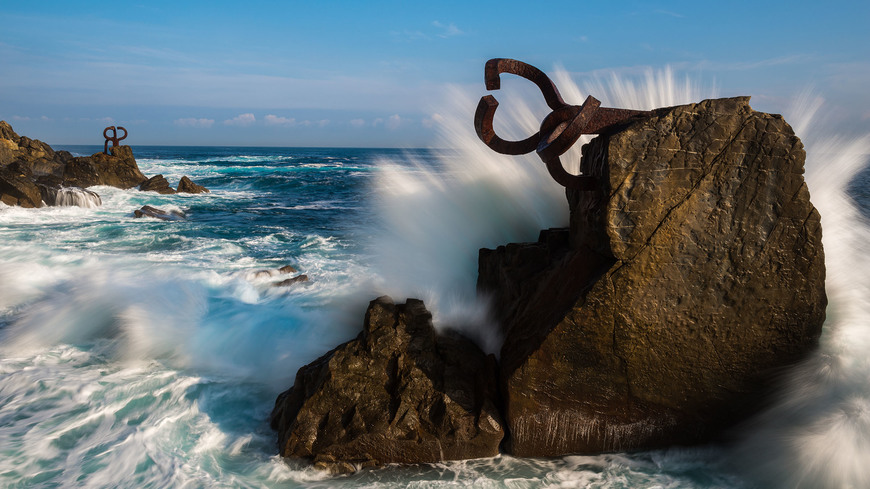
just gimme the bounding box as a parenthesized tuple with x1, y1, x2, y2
(273, 275, 309, 287)
(133, 205, 185, 221)
(0, 121, 147, 198)
(138, 174, 176, 194)
(177, 175, 209, 193)
(62, 146, 147, 189)
(0, 161, 42, 207)
(270, 296, 504, 472)
(478, 97, 826, 456)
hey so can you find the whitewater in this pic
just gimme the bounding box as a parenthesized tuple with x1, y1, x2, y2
(0, 69, 868, 488)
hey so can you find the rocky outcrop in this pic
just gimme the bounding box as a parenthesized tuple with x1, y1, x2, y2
(1, 121, 149, 206)
(270, 296, 504, 473)
(62, 146, 147, 189)
(139, 174, 176, 194)
(177, 176, 209, 193)
(478, 97, 826, 456)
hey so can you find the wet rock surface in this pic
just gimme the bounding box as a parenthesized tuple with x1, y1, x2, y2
(270, 296, 504, 472)
(139, 174, 176, 194)
(478, 97, 827, 456)
(177, 175, 209, 193)
(133, 205, 186, 221)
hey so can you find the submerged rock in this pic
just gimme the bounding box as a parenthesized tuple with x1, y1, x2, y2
(177, 175, 209, 194)
(249, 264, 298, 279)
(273, 274, 309, 287)
(133, 205, 185, 221)
(270, 296, 504, 472)
(478, 97, 826, 456)
(139, 174, 176, 194)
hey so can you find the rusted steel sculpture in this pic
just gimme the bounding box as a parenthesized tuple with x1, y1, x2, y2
(103, 126, 127, 155)
(474, 58, 649, 189)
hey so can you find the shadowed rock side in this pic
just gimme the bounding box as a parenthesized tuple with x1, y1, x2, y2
(270, 296, 504, 473)
(478, 97, 826, 456)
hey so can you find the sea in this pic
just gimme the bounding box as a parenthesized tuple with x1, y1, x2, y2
(1, 72, 869, 488)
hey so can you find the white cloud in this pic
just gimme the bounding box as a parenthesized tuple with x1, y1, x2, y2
(432, 21, 463, 38)
(317, 119, 330, 128)
(372, 118, 384, 127)
(174, 117, 214, 128)
(264, 114, 295, 126)
(350, 118, 366, 128)
(386, 114, 402, 130)
(224, 113, 256, 126)
(422, 113, 444, 128)
(11, 115, 30, 121)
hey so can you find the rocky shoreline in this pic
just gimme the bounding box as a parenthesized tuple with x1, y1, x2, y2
(270, 97, 827, 472)
(0, 120, 208, 208)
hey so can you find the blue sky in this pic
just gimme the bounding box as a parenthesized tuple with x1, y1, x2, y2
(1, 1, 868, 147)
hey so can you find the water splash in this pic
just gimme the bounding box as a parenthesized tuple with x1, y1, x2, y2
(732, 94, 870, 489)
(53, 187, 103, 208)
(370, 65, 713, 351)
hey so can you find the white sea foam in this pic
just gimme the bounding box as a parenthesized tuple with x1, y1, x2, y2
(731, 94, 870, 489)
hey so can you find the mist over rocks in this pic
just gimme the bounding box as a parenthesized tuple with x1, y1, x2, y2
(269, 296, 504, 473)
(479, 96, 827, 456)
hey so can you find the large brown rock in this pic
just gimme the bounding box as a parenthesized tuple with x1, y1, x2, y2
(138, 174, 176, 194)
(1, 120, 147, 198)
(270, 296, 504, 473)
(63, 146, 147, 189)
(177, 175, 209, 193)
(478, 97, 826, 456)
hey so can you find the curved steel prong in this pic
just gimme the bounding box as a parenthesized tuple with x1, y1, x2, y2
(484, 58, 566, 111)
(474, 95, 540, 155)
(116, 126, 128, 141)
(542, 155, 598, 190)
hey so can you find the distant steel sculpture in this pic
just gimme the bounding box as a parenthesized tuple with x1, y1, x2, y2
(103, 126, 127, 155)
(474, 58, 649, 189)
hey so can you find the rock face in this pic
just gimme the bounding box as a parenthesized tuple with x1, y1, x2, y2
(270, 296, 504, 472)
(63, 146, 147, 189)
(478, 97, 826, 456)
(177, 176, 209, 193)
(139, 174, 176, 194)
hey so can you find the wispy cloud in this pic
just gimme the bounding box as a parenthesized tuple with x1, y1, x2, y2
(432, 21, 463, 38)
(264, 114, 295, 126)
(654, 9, 685, 18)
(350, 118, 366, 128)
(224, 113, 256, 126)
(386, 114, 402, 130)
(421, 113, 444, 128)
(174, 117, 214, 128)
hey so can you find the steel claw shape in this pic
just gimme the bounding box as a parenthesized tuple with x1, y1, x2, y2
(474, 58, 649, 190)
(103, 126, 128, 155)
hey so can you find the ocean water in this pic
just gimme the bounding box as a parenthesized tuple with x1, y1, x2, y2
(1, 71, 868, 488)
